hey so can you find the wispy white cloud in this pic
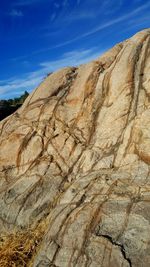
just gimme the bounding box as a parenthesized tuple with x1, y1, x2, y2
(102, 0, 124, 15)
(50, 12, 57, 22)
(0, 77, 42, 96)
(40, 48, 102, 70)
(77, 0, 81, 5)
(5, 0, 149, 64)
(9, 9, 23, 17)
(13, 0, 43, 6)
(62, 10, 96, 22)
(54, 2, 60, 9)
(77, 1, 150, 39)
(121, 13, 150, 33)
(62, 0, 68, 7)
(33, 0, 150, 56)
(0, 48, 103, 99)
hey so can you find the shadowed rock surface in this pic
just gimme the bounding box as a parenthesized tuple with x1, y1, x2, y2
(0, 29, 150, 266)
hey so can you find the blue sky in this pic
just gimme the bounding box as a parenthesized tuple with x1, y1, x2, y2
(0, 0, 150, 99)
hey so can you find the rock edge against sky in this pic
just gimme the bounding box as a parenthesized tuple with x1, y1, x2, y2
(0, 29, 150, 266)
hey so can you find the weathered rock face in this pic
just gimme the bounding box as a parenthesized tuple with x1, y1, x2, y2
(0, 29, 150, 266)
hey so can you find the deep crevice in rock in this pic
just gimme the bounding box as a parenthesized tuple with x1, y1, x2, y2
(97, 234, 132, 267)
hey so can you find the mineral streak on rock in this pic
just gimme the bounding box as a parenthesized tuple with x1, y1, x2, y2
(0, 29, 150, 266)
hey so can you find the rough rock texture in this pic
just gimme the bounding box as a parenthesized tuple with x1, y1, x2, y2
(0, 29, 150, 266)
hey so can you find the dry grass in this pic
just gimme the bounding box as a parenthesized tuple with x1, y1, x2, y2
(0, 222, 47, 267)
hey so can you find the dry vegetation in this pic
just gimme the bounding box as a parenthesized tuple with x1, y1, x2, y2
(0, 222, 47, 267)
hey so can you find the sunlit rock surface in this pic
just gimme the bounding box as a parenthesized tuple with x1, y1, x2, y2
(0, 29, 150, 267)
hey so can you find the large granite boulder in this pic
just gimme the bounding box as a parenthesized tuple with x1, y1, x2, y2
(0, 29, 150, 266)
